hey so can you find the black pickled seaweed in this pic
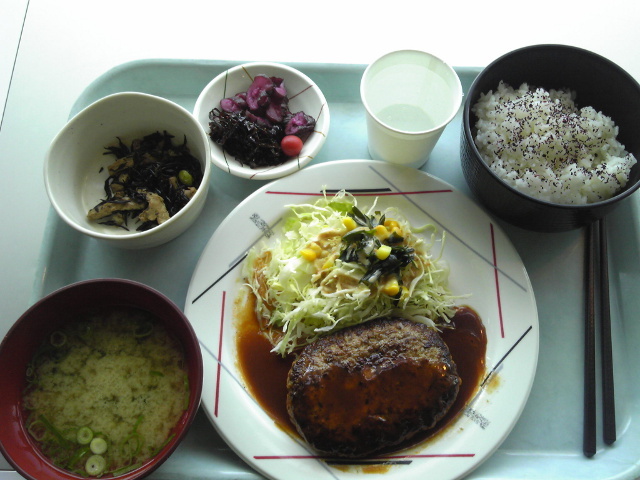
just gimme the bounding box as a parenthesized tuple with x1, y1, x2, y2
(90, 131, 203, 231)
(208, 108, 287, 168)
(359, 246, 415, 285)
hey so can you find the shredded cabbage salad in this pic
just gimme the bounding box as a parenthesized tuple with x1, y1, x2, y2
(244, 190, 461, 356)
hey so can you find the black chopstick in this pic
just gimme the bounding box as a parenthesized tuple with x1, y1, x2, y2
(584, 221, 597, 458)
(599, 217, 616, 446)
(583, 218, 617, 458)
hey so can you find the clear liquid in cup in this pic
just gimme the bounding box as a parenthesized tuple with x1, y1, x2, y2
(376, 103, 435, 132)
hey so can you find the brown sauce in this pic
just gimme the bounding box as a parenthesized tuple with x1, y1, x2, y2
(235, 294, 487, 453)
(235, 292, 297, 433)
(435, 306, 488, 432)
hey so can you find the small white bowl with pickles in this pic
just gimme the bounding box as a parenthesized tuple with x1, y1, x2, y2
(193, 61, 330, 180)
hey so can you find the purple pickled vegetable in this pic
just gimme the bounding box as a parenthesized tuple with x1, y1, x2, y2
(274, 87, 287, 100)
(220, 98, 242, 113)
(271, 77, 287, 100)
(246, 111, 271, 127)
(232, 93, 247, 109)
(284, 112, 316, 141)
(220, 93, 248, 113)
(246, 74, 274, 112)
(266, 102, 285, 123)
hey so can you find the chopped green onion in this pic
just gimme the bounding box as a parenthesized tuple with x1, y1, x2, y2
(50, 331, 67, 348)
(151, 433, 175, 456)
(90, 437, 108, 455)
(133, 414, 144, 432)
(134, 321, 153, 338)
(85, 454, 106, 476)
(27, 420, 47, 441)
(111, 461, 142, 477)
(121, 431, 142, 459)
(39, 415, 71, 448)
(76, 426, 93, 445)
(67, 445, 90, 469)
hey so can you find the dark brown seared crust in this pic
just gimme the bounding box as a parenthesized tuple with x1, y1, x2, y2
(286, 316, 460, 458)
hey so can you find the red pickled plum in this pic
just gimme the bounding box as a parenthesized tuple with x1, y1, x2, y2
(281, 135, 303, 157)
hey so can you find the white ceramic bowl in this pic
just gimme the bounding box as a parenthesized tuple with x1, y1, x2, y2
(44, 92, 211, 249)
(193, 62, 330, 180)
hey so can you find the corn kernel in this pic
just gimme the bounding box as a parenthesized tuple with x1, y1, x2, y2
(376, 244, 392, 260)
(309, 242, 322, 253)
(322, 258, 334, 269)
(382, 278, 400, 296)
(342, 217, 357, 231)
(300, 248, 317, 261)
(384, 219, 400, 231)
(373, 224, 389, 240)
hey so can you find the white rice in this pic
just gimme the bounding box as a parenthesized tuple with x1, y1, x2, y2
(472, 81, 637, 204)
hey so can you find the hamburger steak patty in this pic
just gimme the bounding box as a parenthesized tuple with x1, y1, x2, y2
(286, 316, 461, 458)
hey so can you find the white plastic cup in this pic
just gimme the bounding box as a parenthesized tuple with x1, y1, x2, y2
(360, 50, 463, 169)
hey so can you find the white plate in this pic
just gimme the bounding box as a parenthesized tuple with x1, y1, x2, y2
(184, 159, 539, 480)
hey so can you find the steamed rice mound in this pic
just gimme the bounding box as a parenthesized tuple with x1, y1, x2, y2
(472, 81, 637, 204)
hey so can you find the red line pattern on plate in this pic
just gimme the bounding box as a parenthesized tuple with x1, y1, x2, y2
(490, 223, 505, 338)
(265, 190, 453, 196)
(214, 290, 226, 417)
(254, 453, 475, 460)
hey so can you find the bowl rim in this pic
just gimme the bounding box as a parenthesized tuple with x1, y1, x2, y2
(462, 43, 640, 211)
(193, 61, 330, 180)
(43, 91, 212, 243)
(360, 48, 463, 135)
(0, 277, 204, 480)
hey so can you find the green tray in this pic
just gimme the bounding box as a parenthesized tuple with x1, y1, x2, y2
(33, 59, 640, 480)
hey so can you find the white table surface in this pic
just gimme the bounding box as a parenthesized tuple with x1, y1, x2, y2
(2, 1, 640, 478)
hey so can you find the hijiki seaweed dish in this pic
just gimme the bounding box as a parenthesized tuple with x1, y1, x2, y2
(87, 131, 203, 231)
